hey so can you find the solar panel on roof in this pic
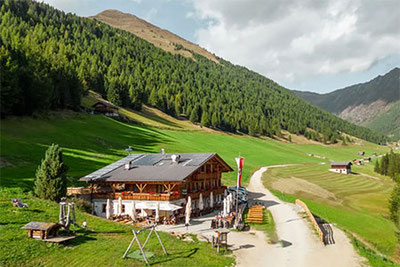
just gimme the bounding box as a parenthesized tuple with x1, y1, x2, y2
(85, 154, 142, 180)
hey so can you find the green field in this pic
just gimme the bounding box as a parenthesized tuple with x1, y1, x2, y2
(0, 188, 234, 266)
(262, 163, 398, 261)
(0, 108, 393, 266)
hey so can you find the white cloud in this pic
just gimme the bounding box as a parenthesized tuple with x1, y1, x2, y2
(192, 0, 400, 86)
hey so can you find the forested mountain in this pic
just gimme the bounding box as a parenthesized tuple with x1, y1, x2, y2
(294, 68, 400, 139)
(0, 0, 387, 144)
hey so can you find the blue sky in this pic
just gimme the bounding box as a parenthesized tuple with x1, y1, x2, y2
(40, 0, 400, 93)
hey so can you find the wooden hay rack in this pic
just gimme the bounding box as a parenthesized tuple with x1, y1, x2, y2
(122, 224, 167, 265)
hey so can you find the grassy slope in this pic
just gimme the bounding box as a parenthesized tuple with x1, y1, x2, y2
(0, 189, 233, 266)
(1, 112, 328, 190)
(366, 101, 400, 140)
(263, 162, 398, 259)
(0, 103, 392, 266)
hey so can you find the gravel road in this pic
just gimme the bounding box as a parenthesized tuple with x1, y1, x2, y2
(230, 166, 365, 267)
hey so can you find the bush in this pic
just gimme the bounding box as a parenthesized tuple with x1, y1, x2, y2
(67, 197, 92, 213)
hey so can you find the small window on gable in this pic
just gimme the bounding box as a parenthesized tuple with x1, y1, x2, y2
(206, 164, 211, 173)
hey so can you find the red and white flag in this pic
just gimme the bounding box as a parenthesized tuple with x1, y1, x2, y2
(235, 157, 244, 187)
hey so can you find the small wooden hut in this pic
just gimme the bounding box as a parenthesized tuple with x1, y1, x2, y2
(22, 222, 61, 240)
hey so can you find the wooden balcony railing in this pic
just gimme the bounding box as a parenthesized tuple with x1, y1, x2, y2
(67, 187, 91, 196)
(91, 188, 225, 201)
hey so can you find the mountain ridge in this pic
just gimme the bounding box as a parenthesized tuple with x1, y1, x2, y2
(91, 9, 219, 64)
(0, 1, 387, 144)
(294, 68, 400, 139)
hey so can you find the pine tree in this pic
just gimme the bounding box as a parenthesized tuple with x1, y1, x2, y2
(374, 159, 381, 174)
(189, 105, 199, 123)
(200, 111, 210, 127)
(34, 144, 68, 202)
(389, 183, 400, 224)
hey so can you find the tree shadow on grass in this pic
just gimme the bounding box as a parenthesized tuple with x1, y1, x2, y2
(148, 248, 199, 265)
(61, 233, 97, 247)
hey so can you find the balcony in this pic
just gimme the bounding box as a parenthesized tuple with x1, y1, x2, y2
(91, 187, 225, 201)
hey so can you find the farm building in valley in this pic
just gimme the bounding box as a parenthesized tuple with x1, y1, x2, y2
(72, 153, 232, 219)
(329, 161, 352, 174)
(91, 101, 119, 115)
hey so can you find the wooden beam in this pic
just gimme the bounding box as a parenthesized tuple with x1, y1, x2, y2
(163, 184, 169, 191)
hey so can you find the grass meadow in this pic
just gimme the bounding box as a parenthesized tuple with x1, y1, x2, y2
(263, 163, 399, 264)
(0, 106, 394, 266)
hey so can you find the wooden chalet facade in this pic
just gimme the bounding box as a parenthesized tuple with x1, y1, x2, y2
(76, 153, 233, 219)
(330, 161, 352, 174)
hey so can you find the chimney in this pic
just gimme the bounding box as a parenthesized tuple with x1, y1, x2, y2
(171, 154, 180, 163)
(124, 161, 131, 170)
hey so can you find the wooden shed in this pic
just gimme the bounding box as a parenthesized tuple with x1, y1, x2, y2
(92, 101, 119, 115)
(22, 222, 61, 240)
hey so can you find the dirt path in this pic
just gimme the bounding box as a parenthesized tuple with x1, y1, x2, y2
(230, 166, 365, 267)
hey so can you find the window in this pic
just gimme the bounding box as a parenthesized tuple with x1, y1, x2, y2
(122, 205, 125, 213)
(206, 164, 211, 173)
(102, 204, 107, 213)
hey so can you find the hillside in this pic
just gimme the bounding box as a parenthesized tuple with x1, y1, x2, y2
(366, 101, 400, 140)
(0, 0, 387, 145)
(294, 68, 400, 139)
(91, 9, 219, 64)
(1, 110, 395, 264)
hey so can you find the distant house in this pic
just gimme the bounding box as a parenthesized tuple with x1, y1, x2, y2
(371, 152, 377, 157)
(353, 159, 362, 166)
(358, 152, 365, 156)
(330, 162, 352, 174)
(92, 101, 119, 115)
(362, 157, 371, 162)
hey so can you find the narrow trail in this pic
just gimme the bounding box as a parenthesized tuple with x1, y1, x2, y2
(230, 166, 365, 267)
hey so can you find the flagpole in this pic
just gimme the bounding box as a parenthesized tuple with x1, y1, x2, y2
(235, 154, 239, 223)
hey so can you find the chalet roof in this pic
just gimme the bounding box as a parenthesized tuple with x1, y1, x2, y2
(92, 101, 119, 109)
(21, 222, 61, 231)
(79, 153, 233, 183)
(330, 161, 352, 167)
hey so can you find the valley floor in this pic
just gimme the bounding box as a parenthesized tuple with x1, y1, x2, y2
(158, 166, 365, 267)
(237, 166, 364, 267)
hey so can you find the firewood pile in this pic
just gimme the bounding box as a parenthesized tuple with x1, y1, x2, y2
(246, 205, 264, 224)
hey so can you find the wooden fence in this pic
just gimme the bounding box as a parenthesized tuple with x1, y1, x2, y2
(295, 199, 324, 243)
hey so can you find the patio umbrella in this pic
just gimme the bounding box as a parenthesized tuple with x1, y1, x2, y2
(140, 208, 147, 217)
(106, 199, 111, 219)
(210, 192, 214, 209)
(222, 198, 227, 217)
(131, 200, 136, 220)
(185, 196, 192, 225)
(118, 196, 122, 216)
(155, 202, 160, 222)
(199, 193, 204, 211)
(226, 195, 231, 214)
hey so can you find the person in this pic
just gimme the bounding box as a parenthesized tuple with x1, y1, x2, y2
(163, 216, 167, 225)
(171, 215, 176, 225)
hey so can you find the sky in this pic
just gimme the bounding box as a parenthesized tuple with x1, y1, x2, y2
(38, 0, 400, 93)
